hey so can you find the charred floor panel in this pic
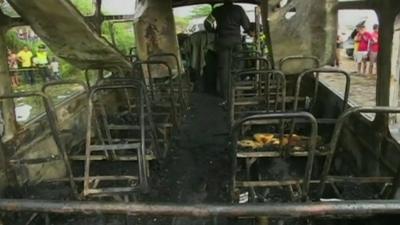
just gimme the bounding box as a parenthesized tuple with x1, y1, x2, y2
(146, 93, 231, 225)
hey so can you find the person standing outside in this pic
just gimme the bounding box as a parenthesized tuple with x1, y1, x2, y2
(7, 49, 20, 88)
(36, 44, 51, 82)
(17, 46, 34, 85)
(49, 57, 62, 80)
(205, 0, 251, 104)
(354, 24, 371, 75)
(335, 35, 343, 67)
(369, 24, 379, 75)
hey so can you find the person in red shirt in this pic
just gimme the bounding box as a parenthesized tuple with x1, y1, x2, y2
(369, 24, 379, 75)
(354, 25, 371, 75)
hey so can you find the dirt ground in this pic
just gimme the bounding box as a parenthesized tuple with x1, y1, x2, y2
(319, 50, 377, 107)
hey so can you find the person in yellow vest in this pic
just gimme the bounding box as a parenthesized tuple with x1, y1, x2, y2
(17, 46, 34, 85)
(36, 44, 51, 82)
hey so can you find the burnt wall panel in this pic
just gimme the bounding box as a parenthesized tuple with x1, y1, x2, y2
(4, 94, 87, 187)
(134, 0, 182, 77)
(267, 0, 337, 74)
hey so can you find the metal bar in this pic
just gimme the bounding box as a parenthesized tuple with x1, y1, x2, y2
(87, 187, 138, 195)
(42, 80, 88, 97)
(318, 107, 400, 198)
(232, 57, 272, 71)
(48, 176, 138, 182)
(2, 199, 400, 218)
(139, 83, 148, 189)
(88, 143, 140, 151)
(326, 176, 393, 183)
(9, 155, 61, 165)
(293, 68, 351, 113)
(278, 55, 320, 72)
(236, 151, 328, 158)
(236, 180, 321, 187)
(70, 155, 156, 161)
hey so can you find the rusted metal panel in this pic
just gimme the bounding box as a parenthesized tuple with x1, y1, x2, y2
(266, 0, 337, 74)
(7, 0, 131, 71)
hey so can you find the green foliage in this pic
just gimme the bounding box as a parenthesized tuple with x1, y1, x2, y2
(61, 61, 83, 79)
(190, 5, 212, 18)
(174, 5, 212, 33)
(175, 17, 190, 33)
(69, 0, 94, 16)
(4, 30, 26, 51)
(102, 22, 135, 56)
(5, 29, 47, 55)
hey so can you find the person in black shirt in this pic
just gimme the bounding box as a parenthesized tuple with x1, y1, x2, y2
(205, 0, 251, 104)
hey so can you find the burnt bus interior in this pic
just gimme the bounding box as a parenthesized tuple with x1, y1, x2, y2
(1, 0, 400, 224)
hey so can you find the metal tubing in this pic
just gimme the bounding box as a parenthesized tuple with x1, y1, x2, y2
(132, 60, 179, 127)
(132, 60, 173, 92)
(318, 107, 400, 198)
(2, 199, 400, 218)
(231, 112, 318, 200)
(84, 84, 150, 196)
(231, 70, 286, 125)
(0, 92, 79, 198)
(42, 80, 89, 97)
(232, 57, 272, 71)
(148, 53, 182, 78)
(148, 53, 186, 110)
(293, 68, 351, 113)
(278, 55, 320, 71)
(85, 67, 126, 89)
(93, 78, 161, 157)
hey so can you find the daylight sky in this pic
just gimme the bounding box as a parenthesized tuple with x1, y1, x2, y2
(1, 0, 379, 33)
(100, 1, 378, 30)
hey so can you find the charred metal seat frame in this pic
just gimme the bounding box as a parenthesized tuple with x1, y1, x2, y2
(0, 92, 79, 199)
(42, 80, 88, 98)
(231, 112, 318, 202)
(83, 84, 150, 197)
(148, 53, 189, 111)
(230, 70, 286, 125)
(231, 56, 271, 75)
(91, 78, 162, 159)
(133, 60, 179, 127)
(318, 107, 400, 200)
(132, 61, 179, 153)
(278, 55, 320, 109)
(230, 56, 272, 92)
(293, 68, 350, 116)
